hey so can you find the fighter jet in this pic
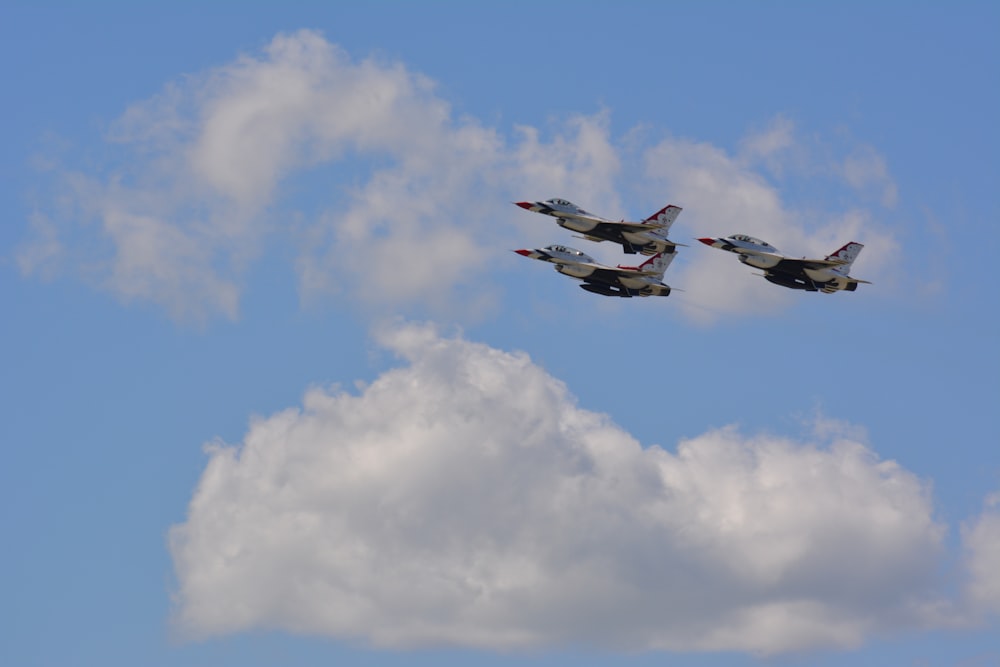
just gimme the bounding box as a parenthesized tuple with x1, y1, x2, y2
(515, 198, 682, 255)
(513, 244, 675, 297)
(697, 234, 871, 293)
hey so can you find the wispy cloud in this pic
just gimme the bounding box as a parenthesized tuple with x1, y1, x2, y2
(643, 125, 899, 324)
(738, 114, 796, 171)
(18, 31, 620, 321)
(842, 145, 898, 208)
(170, 323, 964, 654)
(19, 30, 900, 324)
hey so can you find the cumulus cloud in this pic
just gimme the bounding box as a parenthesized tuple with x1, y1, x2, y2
(963, 493, 1000, 616)
(170, 324, 948, 654)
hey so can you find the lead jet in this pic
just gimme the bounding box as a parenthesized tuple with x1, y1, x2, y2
(515, 198, 682, 255)
(697, 234, 871, 293)
(513, 244, 675, 297)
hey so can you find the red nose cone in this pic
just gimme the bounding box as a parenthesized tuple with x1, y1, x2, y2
(515, 202, 533, 210)
(514, 249, 532, 256)
(697, 237, 716, 246)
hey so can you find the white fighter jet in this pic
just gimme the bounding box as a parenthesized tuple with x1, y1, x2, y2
(515, 198, 682, 255)
(513, 244, 675, 297)
(697, 234, 871, 293)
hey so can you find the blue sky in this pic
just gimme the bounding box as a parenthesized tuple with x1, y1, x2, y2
(2, 2, 999, 666)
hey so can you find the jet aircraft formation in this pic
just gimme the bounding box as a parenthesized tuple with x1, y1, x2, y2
(512, 198, 869, 298)
(513, 199, 682, 298)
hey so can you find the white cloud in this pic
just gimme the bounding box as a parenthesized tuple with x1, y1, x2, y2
(963, 493, 1000, 615)
(643, 129, 899, 324)
(170, 324, 948, 654)
(20, 30, 621, 321)
(19, 29, 905, 324)
(296, 111, 622, 313)
(842, 145, 898, 208)
(16, 213, 63, 280)
(643, 134, 807, 322)
(738, 115, 796, 170)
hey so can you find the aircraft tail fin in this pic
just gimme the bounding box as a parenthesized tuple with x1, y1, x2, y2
(826, 242, 864, 273)
(635, 247, 677, 277)
(642, 205, 682, 238)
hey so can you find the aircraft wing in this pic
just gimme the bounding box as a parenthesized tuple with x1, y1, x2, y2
(600, 264, 662, 279)
(578, 264, 631, 279)
(594, 220, 669, 232)
(777, 257, 850, 270)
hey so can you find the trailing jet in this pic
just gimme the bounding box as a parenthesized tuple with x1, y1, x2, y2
(697, 234, 871, 293)
(515, 198, 682, 255)
(513, 244, 675, 297)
